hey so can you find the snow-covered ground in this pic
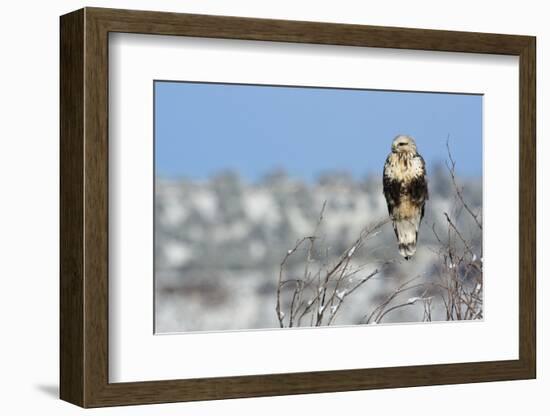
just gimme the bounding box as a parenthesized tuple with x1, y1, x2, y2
(155, 168, 482, 333)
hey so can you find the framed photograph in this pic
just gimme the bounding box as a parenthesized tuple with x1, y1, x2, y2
(60, 7, 536, 408)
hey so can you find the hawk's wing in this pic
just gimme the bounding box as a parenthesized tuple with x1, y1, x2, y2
(382, 155, 400, 217)
(410, 154, 429, 221)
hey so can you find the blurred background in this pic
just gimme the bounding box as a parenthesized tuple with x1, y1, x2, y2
(154, 81, 482, 333)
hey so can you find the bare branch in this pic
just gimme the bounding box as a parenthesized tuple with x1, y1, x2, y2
(446, 137, 483, 230)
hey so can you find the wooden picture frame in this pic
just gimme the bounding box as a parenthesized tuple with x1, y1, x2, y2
(60, 7, 536, 408)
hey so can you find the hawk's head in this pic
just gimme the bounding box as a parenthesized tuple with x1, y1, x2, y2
(391, 135, 417, 154)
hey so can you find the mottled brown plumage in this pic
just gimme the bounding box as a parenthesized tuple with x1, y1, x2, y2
(383, 135, 428, 259)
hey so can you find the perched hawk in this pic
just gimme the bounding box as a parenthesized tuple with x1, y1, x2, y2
(383, 135, 428, 259)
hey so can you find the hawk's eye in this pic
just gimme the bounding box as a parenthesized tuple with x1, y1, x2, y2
(398, 142, 407, 146)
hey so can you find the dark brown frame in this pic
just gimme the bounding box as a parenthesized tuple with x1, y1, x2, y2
(60, 7, 536, 408)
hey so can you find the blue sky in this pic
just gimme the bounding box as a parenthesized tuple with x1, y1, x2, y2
(155, 81, 482, 182)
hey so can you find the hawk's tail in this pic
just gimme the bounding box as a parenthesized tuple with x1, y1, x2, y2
(394, 219, 419, 259)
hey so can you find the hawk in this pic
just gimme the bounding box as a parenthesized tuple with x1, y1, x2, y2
(383, 135, 428, 259)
